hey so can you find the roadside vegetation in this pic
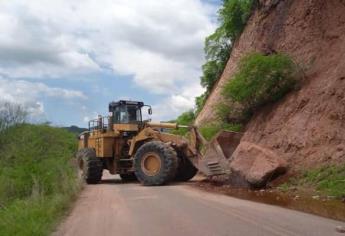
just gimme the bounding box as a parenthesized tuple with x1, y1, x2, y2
(0, 102, 80, 236)
(170, 110, 195, 136)
(279, 165, 345, 199)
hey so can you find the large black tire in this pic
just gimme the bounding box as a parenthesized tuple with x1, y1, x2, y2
(76, 148, 103, 184)
(174, 156, 198, 181)
(120, 173, 137, 182)
(134, 141, 178, 186)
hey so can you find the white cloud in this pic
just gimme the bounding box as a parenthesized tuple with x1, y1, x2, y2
(151, 82, 204, 120)
(0, 7, 101, 78)
(0, 77, 87, 116)
(109, 45, 200, 94)
(83, 116, 90, 123)
(0, 0, 216, 121)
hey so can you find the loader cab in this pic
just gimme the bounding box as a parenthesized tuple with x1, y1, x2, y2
(109, 100, 151, 132)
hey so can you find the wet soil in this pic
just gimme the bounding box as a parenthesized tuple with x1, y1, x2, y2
(192, 179, 345, 222)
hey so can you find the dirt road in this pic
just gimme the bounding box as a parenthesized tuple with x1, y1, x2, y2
(55, 173, 344, 236)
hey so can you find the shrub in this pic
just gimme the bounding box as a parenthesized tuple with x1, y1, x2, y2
(175, 110, 195, 125)
(215, 102, 231, 122)
(223, 53, 299, 112)
(195, 92, 208, 115)
(199, 122, 242, 141)
(0, 102, 27, 132)
(201, 60, 225, 92)
(215, 101, 250, 124)
(170, 110, 195, 136)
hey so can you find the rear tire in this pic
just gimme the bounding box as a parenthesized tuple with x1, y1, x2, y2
(175, 156, 198, 181)
(134, 141, 178, 186)
(76, 148, 103, 184)
(120, 173, 137, 182)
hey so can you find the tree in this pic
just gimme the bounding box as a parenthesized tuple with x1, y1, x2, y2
(195, 92, 208, 115)
(175, 110, 195, 125)
(0, 102, 28, 132)
(199, 0, 255, 107)
(170, 110, 195, 136)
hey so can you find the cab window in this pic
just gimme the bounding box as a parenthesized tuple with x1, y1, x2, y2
(113, 105, 141, 124)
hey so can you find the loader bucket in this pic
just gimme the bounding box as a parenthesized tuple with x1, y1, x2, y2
(196, 131, 243, 176)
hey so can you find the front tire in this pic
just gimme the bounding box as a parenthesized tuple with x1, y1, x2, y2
(134, 141, 178, 186)
(76, 148, 103, 184)
(174, 156, 198, 181)
(120, 173, 137, 182)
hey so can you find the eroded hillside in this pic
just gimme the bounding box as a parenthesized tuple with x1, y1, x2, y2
(196, 0, 345, 171)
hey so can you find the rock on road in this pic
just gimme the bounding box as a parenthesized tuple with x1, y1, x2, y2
(55, 173, 344, 236)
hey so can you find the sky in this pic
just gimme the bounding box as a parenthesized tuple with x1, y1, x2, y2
(0, 0, 221, 127)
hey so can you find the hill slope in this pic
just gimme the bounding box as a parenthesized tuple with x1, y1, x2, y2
(196, 0, 345, 171)
(63, 125, 87, 135)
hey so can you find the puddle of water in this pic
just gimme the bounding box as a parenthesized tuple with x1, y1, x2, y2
(193, 180, 345, 222)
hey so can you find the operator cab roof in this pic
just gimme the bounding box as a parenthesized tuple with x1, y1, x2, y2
(109, 100, 144, 111)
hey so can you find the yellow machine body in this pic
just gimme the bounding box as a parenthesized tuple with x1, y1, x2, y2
(77, 100, 242, 181)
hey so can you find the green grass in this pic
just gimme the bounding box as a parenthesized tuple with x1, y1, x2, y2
(301, 165, 345, 197)
(0, 124, 80, 236)
(277, 183, 290, 192)
(199, 122, 242, 141)
(279, 164, 345, 198)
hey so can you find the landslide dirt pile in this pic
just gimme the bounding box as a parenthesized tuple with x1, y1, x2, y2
(196, 0, 345, 173)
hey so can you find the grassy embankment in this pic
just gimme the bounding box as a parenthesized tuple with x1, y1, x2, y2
(0, 124, 80, 236)
(279, 165, 345, 199)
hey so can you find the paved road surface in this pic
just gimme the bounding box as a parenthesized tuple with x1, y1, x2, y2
(55, 173, 344, 236)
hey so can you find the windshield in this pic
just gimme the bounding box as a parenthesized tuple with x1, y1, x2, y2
(113, 105, 141, 124)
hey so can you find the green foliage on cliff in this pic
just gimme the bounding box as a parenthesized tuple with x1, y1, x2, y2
(199, 122, 242, 141)
(196, 0, 255, 114)
(0, 124, 80, 236)
(173, 0, 257, 137)
(195, 92, 208, 115)
(196, 52, 299, 138)
(223, 52, 298, 114)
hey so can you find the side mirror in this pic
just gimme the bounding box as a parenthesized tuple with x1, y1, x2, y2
(148, 108, 152, 115)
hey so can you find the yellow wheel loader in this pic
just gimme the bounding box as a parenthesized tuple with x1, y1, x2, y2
(76, 100, 243, 186)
